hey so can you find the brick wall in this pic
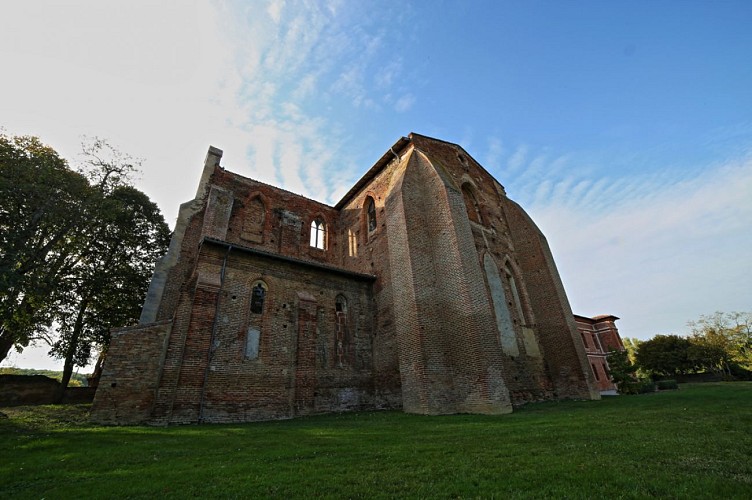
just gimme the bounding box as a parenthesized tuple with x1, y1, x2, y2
(90, 321, 171, 424)
(407, 135, 563, 405)
(94, 133, 600, 425)
(503, 200, 599, 401)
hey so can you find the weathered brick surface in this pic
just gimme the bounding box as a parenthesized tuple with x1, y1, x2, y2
(90, 321, 171, 424)
(93, 133, 600, 425)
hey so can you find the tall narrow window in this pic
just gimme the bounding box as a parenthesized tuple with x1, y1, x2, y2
(310, 219, 326, 249)
(483, 254, 519, 356)
(247, 281, 267, 360)
(462, 184, 483, 224)
(335, 295, 349, 368)
(505, 266, 525, 325)
(348, 229, 357, 257)
(366, 197, 377, 232)
(250, 283, 266, 314)
(242, 195, 265, 243)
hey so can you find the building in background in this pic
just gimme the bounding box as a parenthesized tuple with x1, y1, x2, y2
(91, 133, 601, 425)
(574, 314, 625, 394)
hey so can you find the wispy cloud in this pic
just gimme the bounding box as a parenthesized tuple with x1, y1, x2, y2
(483, 136, 504, 171)
(394, 94, 416, 113)
(488, 140, 752, 339)
(210, 0, 417, 202)
(505, 145, 529, 177)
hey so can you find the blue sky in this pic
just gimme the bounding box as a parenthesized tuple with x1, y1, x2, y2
(1, 0, 751, 370)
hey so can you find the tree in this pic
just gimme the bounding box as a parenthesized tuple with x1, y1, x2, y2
(49, 184, 170, 394)
(688, 311, 752, 376)
(687, 330, 733, 377)
(606, 348, 638, 393)
(621, 337, 641, 364)
(1, 134, 170, 392)
(635, 334, 693, 378)
(0, 134, 92, 361)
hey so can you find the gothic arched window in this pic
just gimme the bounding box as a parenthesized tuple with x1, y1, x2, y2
(242, 195, 265, 243)
(310, 219, 326, 249)
(462, 184, 483, 224)
(246, 280, 268, 360)
(250, 282, 267, 314)
(348, 228, 357, 257)
(366, 197, 377, 232)
(505, 265, 525, 325)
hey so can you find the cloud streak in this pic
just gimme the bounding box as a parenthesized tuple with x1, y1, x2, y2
(487, 140, 752, 340)
(208, 0, 418, 204)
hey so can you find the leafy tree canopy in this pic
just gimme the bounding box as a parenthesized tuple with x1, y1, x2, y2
(635, 334, 693, 377)
(688, 311, 752, 375)
(0, 133, 170, 392)
(633, 312, 751, 380)
(0, 133, 90, 360)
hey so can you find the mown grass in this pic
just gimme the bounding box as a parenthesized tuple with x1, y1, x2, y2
(1, 383, 751, 499)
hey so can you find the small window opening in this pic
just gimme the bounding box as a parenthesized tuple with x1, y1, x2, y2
(366, 197, 377, 232)
(348, 228, 357, 257)
(310, 219, 326, 249)
(250, 283, 266, 314)
(591, 363, 600, 381)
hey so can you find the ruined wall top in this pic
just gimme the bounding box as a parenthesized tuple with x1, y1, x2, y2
(196, 146, 223, 199)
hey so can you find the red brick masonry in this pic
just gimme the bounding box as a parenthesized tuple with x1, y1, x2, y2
(91, 133, 600, 425)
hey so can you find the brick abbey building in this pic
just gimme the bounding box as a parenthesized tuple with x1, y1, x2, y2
(91, 133, 604, 425)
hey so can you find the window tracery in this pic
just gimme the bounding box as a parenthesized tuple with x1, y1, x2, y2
(310, 219, 326, 249)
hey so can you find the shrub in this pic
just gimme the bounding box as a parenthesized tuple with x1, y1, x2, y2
(656, 379, 678, 390)
(637, 380, 656, 393)
(618, 378, 655, 395)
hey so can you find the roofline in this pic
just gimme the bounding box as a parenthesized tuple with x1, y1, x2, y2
(214, 132, 506, 214)
(200, 237, 377, 281)
(408, 132, 507, 195)
(574, 314, 620, 322)
(408, 131, 466, 148)
(334, 136, 411, 210)
(211, 161, 337, 212)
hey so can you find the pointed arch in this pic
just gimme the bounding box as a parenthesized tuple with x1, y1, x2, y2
(246, 279, 268, 360)
(366, 196, 377, 232)
(250, 281, 267, 314)
(501, 258, 535, 327)
(501, 258, 541, 357)
(483, 253, 519, 356)
(461, 183, 483, 225)
(242, 193, 266, 243)
(347, 228, 357, 257)
(310, 218, 327, 249)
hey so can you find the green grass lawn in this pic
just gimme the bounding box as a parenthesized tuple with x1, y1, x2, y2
(2, 383, 751, 499)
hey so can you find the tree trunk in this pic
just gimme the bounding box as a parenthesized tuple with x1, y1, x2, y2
(55, 298, 89, 403)
(0, 328, 14, 364)
(88, 352, 105, 388)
